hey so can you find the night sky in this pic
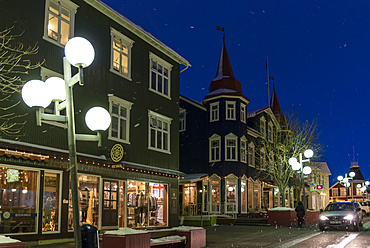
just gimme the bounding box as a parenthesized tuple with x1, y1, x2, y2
(100, 0, 370, 186)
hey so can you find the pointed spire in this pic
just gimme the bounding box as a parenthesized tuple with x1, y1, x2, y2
(204, 36, 249, 103)
(269, 83, 287, 129)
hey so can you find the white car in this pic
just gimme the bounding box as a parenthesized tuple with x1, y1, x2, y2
(359, 201, 370, 215)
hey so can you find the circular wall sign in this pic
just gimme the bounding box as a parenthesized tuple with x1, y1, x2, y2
(3, 211, 10, 219)
(110, 144, 125, 163)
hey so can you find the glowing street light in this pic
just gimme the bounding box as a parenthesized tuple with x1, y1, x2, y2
(22, 37, 110, 248)
(289, 149, 314, 228)
(337, 172, 356, 201)
(357, 181, 370, 200)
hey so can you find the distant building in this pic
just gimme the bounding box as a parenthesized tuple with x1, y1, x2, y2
(307, 162, 331, 210)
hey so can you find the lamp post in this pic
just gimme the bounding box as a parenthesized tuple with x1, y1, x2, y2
(357, 181, 370, 201)
(289, 149, 314, 228)
(337, 172, 355, 201)
(22, 37, 111, 248)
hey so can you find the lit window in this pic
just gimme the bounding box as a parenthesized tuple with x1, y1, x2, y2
(240, 103, 246, 123)
(225, 133, 238, 161)
(44, 0, 77, 46)
(149, 53, 172, 98)
(210, 102, 219, 122)
(268, 122, 273, 142)
(148, 111, 172, 153)
(260, 117, 266, 138)
(248, 142, 255, 167)
(226, 101, 236, 120)
(110, 28, 134, 80)
(240, 136, 247, 163)
(209, 134, 221, 162)
(179, 108, 186, 132)
(108, 95, 133, 144)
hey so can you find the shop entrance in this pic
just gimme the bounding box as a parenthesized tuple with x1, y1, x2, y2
(102, 180, 118, 226)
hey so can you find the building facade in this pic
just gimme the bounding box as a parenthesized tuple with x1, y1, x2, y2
(306, 162, 331, 210)
(0, 0, 190, 242)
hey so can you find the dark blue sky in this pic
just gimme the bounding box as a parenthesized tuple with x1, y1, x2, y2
(101, 0, 370, 186)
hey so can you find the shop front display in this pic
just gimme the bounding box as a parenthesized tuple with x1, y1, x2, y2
(42, 172, 61, 232)
(0, 167, 39, 234)
(182, 183, 197, 215)
(225, 175, 238, 213)
(210, 177, 220, 213)
(241, 180, 247, 213)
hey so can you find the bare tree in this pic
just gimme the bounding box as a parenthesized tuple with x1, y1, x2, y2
(258, 116, 323, 206)
(0, 26, 43, 135)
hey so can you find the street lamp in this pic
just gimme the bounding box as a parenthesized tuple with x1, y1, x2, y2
(289, 149, 314, 228)
(337, 172, 355, 201)
(357, 181, 370, 200)
(21, 37, 110, 248)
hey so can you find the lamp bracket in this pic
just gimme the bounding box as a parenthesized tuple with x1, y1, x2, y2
(57, 101, 67, 112)
(75, 132, 102, 147)
(36, 110, 68, 126)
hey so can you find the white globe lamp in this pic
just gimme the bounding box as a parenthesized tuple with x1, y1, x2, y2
(292, 161, 301, 171)
(288, 157, 298, 166)
(22, 80, 52, 108)
(302, 166, 312, 175)
(349, 172, 355, 178)
(45, 77, 66, 101)
(337, 176, 344, 181)
(366, 181, 370, 186)
(304, 149, 314, 159)
(85, 107, 111, 131)
(64, 37, 95, 68)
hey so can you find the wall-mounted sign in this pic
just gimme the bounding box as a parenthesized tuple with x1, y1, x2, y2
(0, 148, 49, 162)
(317, 185, 323, 190)
(110, 144, 126, 163)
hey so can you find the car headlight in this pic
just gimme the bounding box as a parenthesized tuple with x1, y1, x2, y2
(343, 215, 354, 220)
(320, 216, 329, 221)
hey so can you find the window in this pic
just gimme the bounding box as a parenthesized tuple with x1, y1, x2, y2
(268, 122, 273, 142)
(260, 117, 266, 138)
(110, 28, 134, 80)
(44, 0, 78, 46)
(210, 102, 219, 122)
(248, 142, 255, 167)
(260, 149, 266, 169)
(240, 103, 246, 123)
(240, 136, 247, 163)
(225, 133, 238, 161)
(148, 110, 172, 153)
(179, 108, 186, 132)
(43, 172, 61, 233)
(149, 53, 173, 98)
(209, 134, 221, 162)
(108, 95, 133, 144)
(331, 188, 338, 197)
(226, 101, 236, 120)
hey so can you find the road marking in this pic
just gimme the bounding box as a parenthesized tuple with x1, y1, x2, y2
(326, 233, 360, 248)
(274, 232, 321, 248)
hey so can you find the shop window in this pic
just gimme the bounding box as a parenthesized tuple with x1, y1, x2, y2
(148, 110, 172, 153)
(43, 172, 61, 232)
(0, 167, 39, 234)
(68, 175, 100, 230)
(241, 180, 247, 213)
(248, 180, 253, 211)
(149, 53, 172, 98)
(44, 0, 77, 46)
(202, 180, 208, 212)
(102, 180, 119, 226)
(183, 183, 197, 215)
(226, 179, 237, 213)
(253, 182, 261, 210)
(118, 181, 126, 228)
(110, 28, 134, 79)
(210, 180, 220, 212)
(108, 95, 133, 143)
(127, 181, 168, 228)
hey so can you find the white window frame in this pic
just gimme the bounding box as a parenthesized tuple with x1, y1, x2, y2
(248, 142, 255, 167)
(268, 122, 273, 142)
(148, 110, 172, 154)
(110, 28, 134, 80)
(179, 108, 186, 132)
(149, 52, 173, 99)
(240, 103, 246, 123)
(209, 134, 221, 162)
(209, 102, 219, 122)
(108, 95, 133, 144)
(225, 133, 238, 161)
(260, 117, 266, 138)
(240, 136, 247, 163)
(226, 101, 236, 120)
(43, 0, 78, 47)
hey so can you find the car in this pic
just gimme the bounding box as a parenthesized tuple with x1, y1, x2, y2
(319, 201, 363, 231)
(358, 201, 370, 216)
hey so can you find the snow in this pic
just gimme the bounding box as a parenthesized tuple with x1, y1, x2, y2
(105, 227, 148, 235)
(172, 226, 204, 231)
(268, 207, 295, 211)
(150, 235, 186, 243)
(0, 236, 21, 244)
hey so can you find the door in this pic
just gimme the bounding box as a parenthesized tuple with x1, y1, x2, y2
(102, 180, 118, 226)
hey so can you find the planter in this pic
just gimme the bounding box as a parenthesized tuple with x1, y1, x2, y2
(102, 233, 151, 248)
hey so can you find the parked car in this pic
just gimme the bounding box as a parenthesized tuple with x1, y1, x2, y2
(319, 201, 363, 231)
(358, 201, 370, 216)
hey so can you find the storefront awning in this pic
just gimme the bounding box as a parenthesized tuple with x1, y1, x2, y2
(180, 173, 208, 184)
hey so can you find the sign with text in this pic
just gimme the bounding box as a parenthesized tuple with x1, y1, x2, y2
(170, 189, 178, 215)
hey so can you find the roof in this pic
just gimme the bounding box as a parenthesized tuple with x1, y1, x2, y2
(312, 162, 331, 175)
(349, 162, 365, 182)
(269, 83, 288, 129)
(180, 173, 207, 183)
(85, 0, 191, 67)
(180, 95, 207, 111)
(203, 36, 249, 102)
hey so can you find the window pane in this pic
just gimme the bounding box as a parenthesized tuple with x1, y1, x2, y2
(150, 129, 156, 148)
(158, 64, 163, 73)
(60, 20, 70, 45)
(111, 116, 118, 138)
(120, 119, 126, 140)
(113, 50, 120, 72)
(151, 71, 157, 90)
(164, 68, 168, 77)
(120, 106, 127, 118)
(61, 6, 70, 21)
(157, 120, 162, 129)
(121, 55, 128, 75)
(163, 122, 168, 131)
(152, 61, 157, 70)
(49, 0, 59, 14)
(163, 133, 168, 150)
(158, 75, 162, 93)
(112, 104, 119, 115)
(121, 43, 128, 54)
(163, 78, 168, 96)
(43, 173, 60, 232)
(48, 14, 58, 41)
(113, 38, 121, 50)
(157, 131, 162, 149)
